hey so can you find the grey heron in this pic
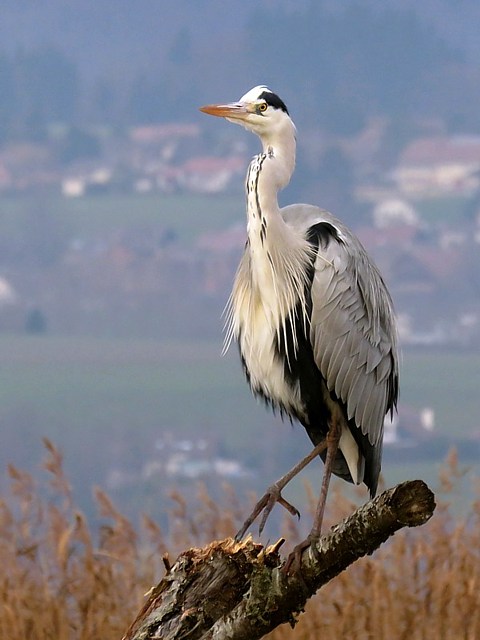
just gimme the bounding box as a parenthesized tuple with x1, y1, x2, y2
(200, 86, 398, 567)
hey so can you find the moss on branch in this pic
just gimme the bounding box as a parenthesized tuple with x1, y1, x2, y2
(123, 480, 435, 640)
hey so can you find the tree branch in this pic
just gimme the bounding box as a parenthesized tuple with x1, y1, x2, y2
(122, 480, 435, 640)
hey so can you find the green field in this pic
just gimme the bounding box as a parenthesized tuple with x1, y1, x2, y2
(0, 192, 468, 244)
(1, 336, 478, 435)
(0, 334, 251, 451)
(0, 192, 243, 244)
(398, 350, 480, 438)
(0, 335, 270, 482)
(0, 335, 478, 480)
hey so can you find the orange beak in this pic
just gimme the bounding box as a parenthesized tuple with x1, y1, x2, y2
(199, 102, 250, 119)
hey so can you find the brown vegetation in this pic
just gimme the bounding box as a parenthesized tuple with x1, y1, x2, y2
(0, 441, 478, 639)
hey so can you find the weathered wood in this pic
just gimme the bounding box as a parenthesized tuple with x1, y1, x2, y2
(122, 480, 435, 640)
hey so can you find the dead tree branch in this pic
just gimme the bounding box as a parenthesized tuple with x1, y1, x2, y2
(122, 479, 435, 640)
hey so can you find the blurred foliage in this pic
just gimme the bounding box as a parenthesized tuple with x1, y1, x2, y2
(0, 4, 477, 140)
(0, 47, 78, 142)
(58, 126, 102, 164)
(245, 4, 461, 125)
(25, 308, 47, 335)
(0, 441, 478, 639)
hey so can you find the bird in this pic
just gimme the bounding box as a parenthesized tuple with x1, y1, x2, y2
(200, 86, 398, 566)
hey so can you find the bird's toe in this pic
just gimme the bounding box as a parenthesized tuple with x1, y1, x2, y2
(282, 532, 321, 575)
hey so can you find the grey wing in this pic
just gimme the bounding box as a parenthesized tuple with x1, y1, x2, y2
(309, 225, 399, 449)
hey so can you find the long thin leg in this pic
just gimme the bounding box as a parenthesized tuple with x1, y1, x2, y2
(284, 421, 341, 573)
(235, 439, 328, 542)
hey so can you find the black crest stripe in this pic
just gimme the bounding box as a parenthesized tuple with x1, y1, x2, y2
(258, 91, 289, 115)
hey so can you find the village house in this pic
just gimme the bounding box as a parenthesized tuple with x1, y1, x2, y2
(392, 135, 480, 197)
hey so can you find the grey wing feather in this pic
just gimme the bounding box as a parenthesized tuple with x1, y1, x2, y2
(308, 216, 398, 447)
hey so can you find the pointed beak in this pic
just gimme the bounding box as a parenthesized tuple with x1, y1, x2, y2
(199, 102, 250, 120)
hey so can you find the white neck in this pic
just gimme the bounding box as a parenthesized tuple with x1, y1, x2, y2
(226, 115, 311, 362)
(246, 119, 296, 229)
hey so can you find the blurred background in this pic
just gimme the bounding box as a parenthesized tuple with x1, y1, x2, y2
(0, 0, 479, 525)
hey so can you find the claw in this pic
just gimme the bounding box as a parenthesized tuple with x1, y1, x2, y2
(235, 484, 301, 542)
(258, 491, 300, 536)
(235, 440, 328, 543)
(278, 496, 301, 519)
(282, 532, 321, 575)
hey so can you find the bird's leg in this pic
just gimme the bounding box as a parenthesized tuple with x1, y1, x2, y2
(235, 439, 328, 542)
(283, 420, 341, 574)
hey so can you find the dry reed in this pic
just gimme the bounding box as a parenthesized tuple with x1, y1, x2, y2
(0, 440, 478, 640)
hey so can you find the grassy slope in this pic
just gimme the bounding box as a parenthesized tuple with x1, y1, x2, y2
(0, 192, 466, 242)
(399, 350, 480, 437)
(0, 335, 478, 469)
(0, 191, 477, 498)
(0, 335, 260, 464)
(0, 192, 243, 243)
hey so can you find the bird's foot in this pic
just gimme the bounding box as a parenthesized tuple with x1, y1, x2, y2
(235, 441, 328, 542)
(282, 532, 321, 575)
(235, 483, 300, 542)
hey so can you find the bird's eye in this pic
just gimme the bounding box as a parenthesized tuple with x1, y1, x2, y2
(258, 102, 268, 112)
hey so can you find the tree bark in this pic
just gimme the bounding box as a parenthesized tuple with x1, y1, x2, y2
(122, 479, 435, 640)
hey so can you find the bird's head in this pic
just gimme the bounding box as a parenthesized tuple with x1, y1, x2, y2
(200, 85, 294, 144)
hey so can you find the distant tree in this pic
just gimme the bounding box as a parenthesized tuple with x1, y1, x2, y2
(19, 47, 79, 122)
(128, 76, 167, 124)
(377, 117, 427, 170)
(58, 126, 102, 164)
(289, 144, 359, 224)
(316, 146, 357, 222)
(24, 108, 49, 142)
(91, 78, 118, 124)
(446, 110, 480, 136)
(321, 100, 367, 137)
(245, 3, 461, 125)
(25, 308, 47, 334)
(0, 47, 81, 139)
(127, 71, 196, 124)
(463, 187, 480, 226)
(168, 27, 193, 66)
(0, 54, 16, 143)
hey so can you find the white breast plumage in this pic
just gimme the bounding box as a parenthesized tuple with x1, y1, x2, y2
(234, 273, 306, 419)
(223, 153, 317, 419)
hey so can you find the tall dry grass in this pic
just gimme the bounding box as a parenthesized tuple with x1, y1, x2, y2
(0, 441, 478, 640)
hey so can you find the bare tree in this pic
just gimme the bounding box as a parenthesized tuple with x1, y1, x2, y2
(122, 480, 435, 640)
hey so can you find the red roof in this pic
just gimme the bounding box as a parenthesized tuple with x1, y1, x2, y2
(130, 124, 200, 143)
(400, 136, 480, 166)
